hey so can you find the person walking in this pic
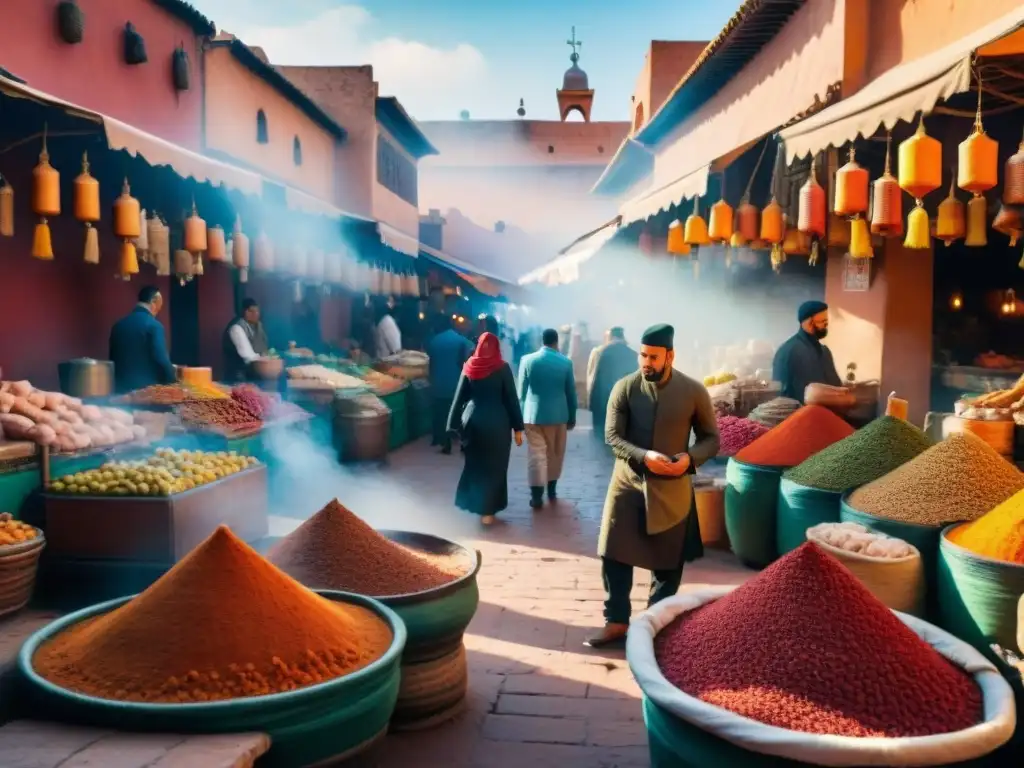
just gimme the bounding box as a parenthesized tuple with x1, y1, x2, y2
(427, 314, 473, 454)
(518, 328, 577, 508)
(587, 327, 637, 441)
(447, 332, 524, 525)
(587, 324, 719, 648)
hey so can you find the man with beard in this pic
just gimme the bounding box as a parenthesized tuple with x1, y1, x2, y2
(587, 324, 719, 648)
(772, 300, 842, 402)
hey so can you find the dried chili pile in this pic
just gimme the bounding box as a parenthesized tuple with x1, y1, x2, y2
(716, 415, 770, 457)
(734, 405, 854, 467)
(654, 543, 981, 737)
(268, 499, 468, 596)
(33, 526, 393, 703)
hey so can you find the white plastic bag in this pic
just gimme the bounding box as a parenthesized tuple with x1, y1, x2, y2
(627, 587, 1016, 767)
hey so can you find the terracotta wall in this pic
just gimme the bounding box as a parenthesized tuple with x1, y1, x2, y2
(204, 47, 335, 199)
(0, 0, 205, 150)
(630, 41, 708, 135)
(372, 125, 420, 240)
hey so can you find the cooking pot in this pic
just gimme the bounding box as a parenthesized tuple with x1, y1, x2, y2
(57, 358, 113, 398)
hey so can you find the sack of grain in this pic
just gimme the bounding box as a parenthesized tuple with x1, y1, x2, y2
(806, 524, 925, 615)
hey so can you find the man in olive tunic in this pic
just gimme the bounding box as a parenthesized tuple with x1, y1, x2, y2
(586, 324, 720, 648)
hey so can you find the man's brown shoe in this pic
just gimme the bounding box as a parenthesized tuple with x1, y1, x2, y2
(584, 623, 628, 648)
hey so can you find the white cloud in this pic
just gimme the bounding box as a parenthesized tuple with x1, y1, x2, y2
(223, 6, 488, 120)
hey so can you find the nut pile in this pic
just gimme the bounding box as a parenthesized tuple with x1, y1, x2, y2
(119, 384, 226, 406)
(783, 416, 933, 492)
(654, 543, 981, 737)
(807, 522, 916, 559)
(847, 433, 1024, 526)
(178, 400, 261, 433)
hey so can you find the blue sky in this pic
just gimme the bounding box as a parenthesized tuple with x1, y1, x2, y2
(191, 1, 742, 122)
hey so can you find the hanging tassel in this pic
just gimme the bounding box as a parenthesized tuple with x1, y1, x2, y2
(849, 216, 873, 259)
(83, 224, 99, 264)
(770, 244, 785, 272)
(808, 240, 820, 267)
(965, 196, 987, 247)
(33, 220, 54, 260)
(903, 206, 931, 250)
(0, 179, 13, 237)
(119, 240, 139, 279)
(193, 254, 204, 277)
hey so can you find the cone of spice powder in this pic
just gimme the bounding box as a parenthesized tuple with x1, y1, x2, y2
(654, 542, 982, 737)
(734, 405, 854, 467)
(33, 526, 393, 703)
(946, 487, 1024, 564)
(268, 499, 468, 596)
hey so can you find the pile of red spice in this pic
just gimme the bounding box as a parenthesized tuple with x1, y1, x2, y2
(268, 499, 469, 596)
(716, 415, 771, 457)
(653, 543, 982, 737)
(734, 405, 854, 467)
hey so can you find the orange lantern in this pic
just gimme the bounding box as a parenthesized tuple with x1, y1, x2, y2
(112, 179, 141, 279)
(666, 219, 690, 255)
(0, 177, 12, 238)
(683, 197, 710, 246)
(74, 152, 101, 264)
(935, 179, 965, 247)
(32, 133, 60, 260)
(736, 200, 759, 243)
(708, 198, 734, 243)
(834, 148, 869, 217)
(871, 135, 903, 238)
(965, 196, 987, 247)
(958, 78, 998, 196)
(184, 202, 207, 254)
(761, 198, 785, 271)
(993, 204, 1023, 247)
(1005, 127, 1024, 206)
(798, 159, 826, 265)
(207, 225, 227, 262)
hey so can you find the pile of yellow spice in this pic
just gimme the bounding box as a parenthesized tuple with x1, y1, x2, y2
(947, 487, 1024, 565)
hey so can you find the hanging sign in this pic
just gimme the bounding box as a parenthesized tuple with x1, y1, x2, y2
(842, 255, 870, 292)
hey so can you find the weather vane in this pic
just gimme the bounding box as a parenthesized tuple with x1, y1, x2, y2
(567, 26, 582, 63)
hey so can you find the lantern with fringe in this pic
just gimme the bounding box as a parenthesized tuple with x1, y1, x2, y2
(174, 249, 193, 285)
(760, 198, 785, 269)
(684, 198, 710, 246)
(935, 179, 965, 246)
(993, 204, 1022, 247)
(1005, 128, 1024, 206)
(849, 217, 873, 259)
(148, 216, 170, 277)
(207, 225, 227, 262)
(965, 196, 987, 247)
(834, 148, 868, 217)
(232, 216, 250, 283)
(184, 202, 207, 254)
(0, 177, 12, 238)
(871, 135, 903, 238)
(32, 134, 60, 260)
(112, 179, 141, 279)
(958, 80, 998, 249)
(798, 158, 826, 265)
(736, 200, 758, 243)
(666, 219, 690, 255)
(708, 198, 733, 243)
(74, 152, 100, 264)
(134, 209, 149, 263)
(899, 116, 941, 250)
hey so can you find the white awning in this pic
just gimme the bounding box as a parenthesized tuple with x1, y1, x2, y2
(617, 165, 710, 226)
(377, 222, 420, 257)
(284, 185, 375, 222)
(780, 6, 1024, 161)
(419, 244, 512, 284)
(518, 218, 620, 287)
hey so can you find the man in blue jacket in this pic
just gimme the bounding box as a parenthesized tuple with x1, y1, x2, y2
(518, 328, 577, 508)
(427, 314, 473, 454)
(109, 286, 176, 394)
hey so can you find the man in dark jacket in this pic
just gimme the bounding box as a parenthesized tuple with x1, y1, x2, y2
(223, 298, 270, 382)
(772, 300, 842, 402)
(109, 286, 176, 394)
(588, 327, 637, 441)
(427, 314, 473, 453)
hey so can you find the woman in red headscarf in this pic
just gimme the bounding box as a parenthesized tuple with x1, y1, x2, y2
(447, 332, 525, 524)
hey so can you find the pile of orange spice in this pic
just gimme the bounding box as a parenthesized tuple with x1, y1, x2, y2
(33, 526, 392, 703)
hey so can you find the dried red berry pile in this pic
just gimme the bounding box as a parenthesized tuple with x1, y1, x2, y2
(654, 543, 981, 737)
(231, 385, 278, 420)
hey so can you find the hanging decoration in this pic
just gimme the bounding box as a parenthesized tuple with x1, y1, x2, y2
(666, 219, 690, 255)
(32, 128, 60, 260)
(193, 253, 204, 277)
(147, 215, 170, 277)
(172, 45, 191, 91)
(708, 174, 733, 243)
(735, 140, 768, 245)
(958, 70, 998, 250)
(74, 153, 101, 265)
(135, 209, 149, 263)
(760, 198, 785, 270)
(0, 176, 12, 238)
(232, 216, 250, 283)
(123, 22, 148, 65)
(834, 148, 869, 217)
(56, 1, 84, 45)
(965, 196, 988, 247)
(184, 201, 207, 255)
(112, 179, 141, 280)
(899, 115, 941, 249)
(935, 178, 966, 246)
(207, 224, 227, 262)
(870, 133, 902, 238)
(993, 204, 1022, 247)
(798, 157, 826, 265)
(1005, 127, 1024, 206)
(683, 197, 710, 246)
(174, 249, 194, 285)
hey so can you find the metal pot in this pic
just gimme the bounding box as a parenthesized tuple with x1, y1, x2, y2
(57, 358, 113, 398)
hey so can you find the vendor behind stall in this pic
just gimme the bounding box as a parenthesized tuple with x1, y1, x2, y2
(109, 286, 176, 394)
(772, 301, 842, 402)
(375, 299, 402, 358)
(223, 299, 270, 382)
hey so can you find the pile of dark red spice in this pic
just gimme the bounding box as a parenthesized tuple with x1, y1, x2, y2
(653, 543, 982, 737)
(267, 500, 468, 596)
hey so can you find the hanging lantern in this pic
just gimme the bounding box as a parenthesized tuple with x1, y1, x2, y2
(871, 135, 903, 238)
(253, 232, 273, 272)
(174, 249, 194, 285)
(135, 208, 149, 263)
(935, 179, 966, 246)
(73, 152, 101, 265)
(1005, 128, 1024, 206)
(782, 228, 810, 256)
(666, 219, 690, 255)
(32, 132, 60, 261)
(205, 225, 226, 262)
(798, 158, 826, 265)
(904, 206, 931, 250)
(0, 177, 12, 238)
(965, 196, 987, 247)
(849, 217, 873, 259)
(708, 198, 734, 243)
(736, 200, 759, 243)
(898, 117, 942, 201)
(172, 46, 191, 91)
(958, 75, 998, 196)
(232, 216, 250, 283)
(148, 216, 170, 277)
(834, 148, 869, 217)
(184, 202, 207, 254)
(760, 198, 784, 244)
(683, 197, 710, 246)
(112, 179, 141, 279)
(993, 204, 1023, 247)
(193, 253, 204, 277)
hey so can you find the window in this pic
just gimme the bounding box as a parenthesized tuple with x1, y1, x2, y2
(293, 136, 302, 166)
(376, 136, 418, 206)
(256, 110, 268, 144)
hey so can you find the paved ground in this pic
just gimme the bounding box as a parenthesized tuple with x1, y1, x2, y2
(270, 412, 753, 768)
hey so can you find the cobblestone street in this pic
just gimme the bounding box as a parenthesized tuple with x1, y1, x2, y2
(270, 413, 753, 768)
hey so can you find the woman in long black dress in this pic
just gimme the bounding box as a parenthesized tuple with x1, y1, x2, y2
(447, 332, 524, 525)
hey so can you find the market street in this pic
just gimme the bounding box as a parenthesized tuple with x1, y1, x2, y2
(267, 413, 753, 768)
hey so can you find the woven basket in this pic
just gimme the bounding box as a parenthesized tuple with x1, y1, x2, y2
(0, 531, 45, 618)
(391, 641, 468, 731)
(375, 362, 428, 381)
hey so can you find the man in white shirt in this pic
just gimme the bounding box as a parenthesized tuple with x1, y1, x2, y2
(374, 301, 402, 359)
(223, 298, 270, 381)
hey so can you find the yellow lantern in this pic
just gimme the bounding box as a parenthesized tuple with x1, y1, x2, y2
(958, 77, 998, 196)
(666, 219, 689, 255)
(935, 179, 965, 246)
(684, 197, 710, 246)
(74, 152, 101, 265)
(965, 196, 987, 247)
(0, 177, 12, 237)
(112, 179, 141, 279)
(184, 202, 207, 254)
(32, 135, 60, 261)
(849, 216, 873, 259)
(903, 206, 931, 250)
(708, 198, 734, 243)
(898, 117, 942, 201)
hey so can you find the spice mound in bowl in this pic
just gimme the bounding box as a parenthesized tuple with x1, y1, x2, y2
(654, 542, 981, 737)
(847, 432, 1024, 526)
(947, 487, 1024, 565)
(268, 499, 469, 596)
(33, 526, 392, 703)
(734, 405, 854, 468)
